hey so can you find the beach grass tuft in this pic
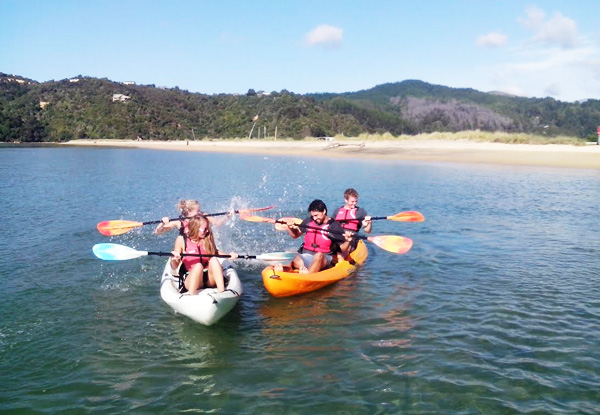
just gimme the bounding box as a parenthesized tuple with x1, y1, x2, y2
(329, 130, 585, 145)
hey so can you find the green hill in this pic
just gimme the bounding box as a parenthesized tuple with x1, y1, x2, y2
(309, 80, 600, 138)
(1, 73, 598, 142)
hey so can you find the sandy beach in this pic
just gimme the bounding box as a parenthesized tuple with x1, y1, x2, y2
(62, 138, 600, 170)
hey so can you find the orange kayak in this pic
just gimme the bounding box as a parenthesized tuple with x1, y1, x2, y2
(261, 240, 369, 297)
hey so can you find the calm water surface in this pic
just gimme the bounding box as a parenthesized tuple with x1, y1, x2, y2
(0, 147, 599, 414)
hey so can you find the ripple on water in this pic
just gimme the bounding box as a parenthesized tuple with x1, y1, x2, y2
(2, 148, 600, 413)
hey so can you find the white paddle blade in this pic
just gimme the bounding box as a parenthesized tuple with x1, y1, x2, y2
(256, 251, 296, 264)
(92, 243, 148, 261)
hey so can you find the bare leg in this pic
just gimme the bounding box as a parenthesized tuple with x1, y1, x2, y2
(207, 257, 225, 293)
(185, 264, 205, 295)
(291, 255, 308, 273)
(307, 252, 327, 273)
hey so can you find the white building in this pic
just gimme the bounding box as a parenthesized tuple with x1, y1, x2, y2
(112, 94, 131, 102)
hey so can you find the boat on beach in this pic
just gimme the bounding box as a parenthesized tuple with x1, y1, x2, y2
(260, 240, 369, 298)
(159, 259, 243, 325)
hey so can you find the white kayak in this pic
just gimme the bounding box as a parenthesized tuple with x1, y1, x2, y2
(159, 259, 243, 325)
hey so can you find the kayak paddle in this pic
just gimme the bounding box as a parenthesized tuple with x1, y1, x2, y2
(92, 243, 296, 264)
(274, 217, 303, 231)
(240, 215, 413, 254)
(336, 210, 425, 223)
(97, 205, 275, 236)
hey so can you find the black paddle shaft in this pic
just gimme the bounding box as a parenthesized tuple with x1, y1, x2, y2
(142, 210, 241, 226)
(146, 251, 257, 259)
(275, 220, 365, 241)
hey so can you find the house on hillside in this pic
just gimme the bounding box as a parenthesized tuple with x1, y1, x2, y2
(112, 93, 131, 102)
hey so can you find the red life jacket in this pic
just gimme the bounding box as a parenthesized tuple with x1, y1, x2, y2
(335, 207, 359, 231)
(303, 220, 333, 253)
(182, 236, 210, 269)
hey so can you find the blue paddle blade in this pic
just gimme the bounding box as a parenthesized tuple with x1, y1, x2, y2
(92, 243, 147, 261)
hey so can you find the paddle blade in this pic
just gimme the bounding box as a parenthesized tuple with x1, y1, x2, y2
(366, 235, 413, 254)
(387, 211, 425, 222)
(238, 205, 276, 214)
(240, 214, 302, 231)
(274, 217, 303, 231)
(239, 214, 276, 223)
(92, 243, 148, 260)
(97, 220, 144, 236)
(256, 251, 296, 264)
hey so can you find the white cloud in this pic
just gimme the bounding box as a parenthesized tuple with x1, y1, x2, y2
(304, 25, 343, 47)
(477, 32, 508, 48)
(489, 43, 600, 101)
(518, 6, 579, 48)
(519, 5, 545, 30)
(477, 6, 600, 101)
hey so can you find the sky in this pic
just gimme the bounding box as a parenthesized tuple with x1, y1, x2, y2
(1, 0, 599, 102)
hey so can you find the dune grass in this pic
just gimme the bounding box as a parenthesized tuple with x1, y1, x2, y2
(216, 130, 588, 145)
(329, 130, 586, 145)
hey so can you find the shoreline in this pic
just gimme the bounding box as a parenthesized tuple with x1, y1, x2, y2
(61, 139, 600, 170)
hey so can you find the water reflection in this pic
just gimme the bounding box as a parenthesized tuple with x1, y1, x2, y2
(4, 147, 600, 413)
(257, 274, 361, 327)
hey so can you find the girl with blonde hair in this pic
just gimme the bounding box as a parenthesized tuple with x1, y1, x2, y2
(155, 199, 230, 236)
(169, 215, 237, 294)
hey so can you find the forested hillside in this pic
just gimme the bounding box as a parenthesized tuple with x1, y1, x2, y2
(1, 73, 599, 142)
(310, 81, 600, 138)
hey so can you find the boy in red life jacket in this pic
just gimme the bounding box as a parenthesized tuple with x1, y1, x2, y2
(334, 188, 372, 236)
(277, 199, 353, 274)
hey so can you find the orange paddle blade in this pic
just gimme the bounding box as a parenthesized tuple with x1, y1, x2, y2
(239, 214, 276, 223)
(366, 235, 413, 254)
(97, 220, 144, 236)
(237, 205, 276, 215)
(274, 217, 303, 231)
(387, 211, 425, 222)
(240, 214, 303, 231)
